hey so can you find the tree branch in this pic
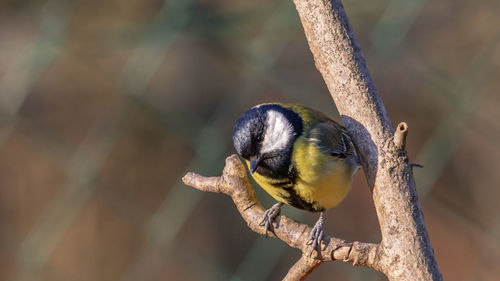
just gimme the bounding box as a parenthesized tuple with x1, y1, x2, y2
(182, 155, 381, 276)
(283, 255, 322, 281)
(292, 0, 442, 280)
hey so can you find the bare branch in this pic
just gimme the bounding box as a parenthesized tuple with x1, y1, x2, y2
(182, 155, 381, 277)
(292, 0, 442, 280)
(182, 173, 222, 193)
(283, 255, 322, 281)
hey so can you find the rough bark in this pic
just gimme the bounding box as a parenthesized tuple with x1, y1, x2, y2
(283, 255, 322, 281)
(292, 0, 442, 280)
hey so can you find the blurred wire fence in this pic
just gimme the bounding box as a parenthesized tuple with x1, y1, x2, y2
(0, 0, 499, 280)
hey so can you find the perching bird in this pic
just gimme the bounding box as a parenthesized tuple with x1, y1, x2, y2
(232, 103, 360, 253)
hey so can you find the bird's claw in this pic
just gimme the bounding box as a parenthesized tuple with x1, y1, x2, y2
(259, 202, 283, 236)
(307, 214, 327, 256)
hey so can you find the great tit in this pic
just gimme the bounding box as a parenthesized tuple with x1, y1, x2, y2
(233, 103, 360, 252)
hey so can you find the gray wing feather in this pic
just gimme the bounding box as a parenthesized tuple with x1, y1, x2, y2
(307, 122, 354, 158)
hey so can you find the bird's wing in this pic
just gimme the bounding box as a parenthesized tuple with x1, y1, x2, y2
(307, 121, 354, 158)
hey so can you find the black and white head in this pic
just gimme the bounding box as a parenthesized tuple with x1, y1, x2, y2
(233, 104, 303, 178)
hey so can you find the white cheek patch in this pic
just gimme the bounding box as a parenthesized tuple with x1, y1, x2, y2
(261, 110, 294, 154)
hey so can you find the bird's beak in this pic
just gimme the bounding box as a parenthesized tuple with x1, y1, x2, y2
(250, 155, 262, 174)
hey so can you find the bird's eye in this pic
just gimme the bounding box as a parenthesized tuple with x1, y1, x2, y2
(256, 135, 263, 143)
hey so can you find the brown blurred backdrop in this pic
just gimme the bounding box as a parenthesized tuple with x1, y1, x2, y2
(0, 0, 499, 280)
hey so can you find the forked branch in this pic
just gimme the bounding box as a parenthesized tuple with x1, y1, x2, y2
(182, 155, 381, 280)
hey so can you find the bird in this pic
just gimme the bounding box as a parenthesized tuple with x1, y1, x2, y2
(232, 103, 360, 254)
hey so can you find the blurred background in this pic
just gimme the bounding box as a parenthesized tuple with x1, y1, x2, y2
(0, 0, 499, 280)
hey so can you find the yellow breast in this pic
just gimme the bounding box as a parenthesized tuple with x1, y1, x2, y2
(294, 165, 352, 210)
(292, 136, 354, 210)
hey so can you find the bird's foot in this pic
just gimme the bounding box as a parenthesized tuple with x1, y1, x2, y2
(307, 213, 327, 256)
(259, 202, 283, 236)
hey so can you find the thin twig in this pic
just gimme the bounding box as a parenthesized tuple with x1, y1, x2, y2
(283, 255, 323, 281)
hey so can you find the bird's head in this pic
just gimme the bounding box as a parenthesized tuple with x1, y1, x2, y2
(232, 104, 303, 176)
